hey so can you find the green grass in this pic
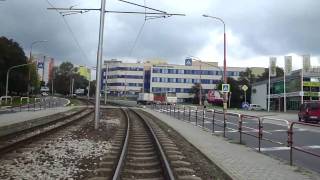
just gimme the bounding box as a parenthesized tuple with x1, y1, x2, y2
(0, 97, 36, 107)
(68, 98, 82, 106)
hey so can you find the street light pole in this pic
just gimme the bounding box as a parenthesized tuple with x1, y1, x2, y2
(6, 62, 35, 104)
(203, 15, 228, 132)
(28, 40, 48, 96)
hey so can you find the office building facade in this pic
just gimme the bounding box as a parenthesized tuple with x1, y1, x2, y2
(251, 68, 320, 111)
(103, 59, 247, 101)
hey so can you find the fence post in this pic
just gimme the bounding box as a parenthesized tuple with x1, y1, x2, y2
(223, 111, 226, 138)
(202, 108, 205, 128)
(239, 115, 243, 144)
(212, 110, 215, 134)
(195, 108, 198, 126)
(288, 124, 293, 166)
(258, 117, 263, 152)
(189, 107, 191, 122)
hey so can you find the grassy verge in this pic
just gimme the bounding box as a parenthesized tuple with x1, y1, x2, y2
(0, 97, 36, 107)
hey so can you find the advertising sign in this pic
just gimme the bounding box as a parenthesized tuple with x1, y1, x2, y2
(269, 57, 277, 77)
(284, 56, 292, 75)
(303, 55, 311, 72)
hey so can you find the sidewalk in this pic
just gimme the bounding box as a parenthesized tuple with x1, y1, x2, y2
(0, 106, 76, 137)
(143, 108, 319, 180)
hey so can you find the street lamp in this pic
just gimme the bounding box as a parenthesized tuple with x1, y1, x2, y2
(202, 15, 226, 83)
(29, 40, 48, 95)
(6, 62, 35, 104)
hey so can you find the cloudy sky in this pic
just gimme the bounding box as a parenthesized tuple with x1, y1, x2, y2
(1, 0, 320, 71)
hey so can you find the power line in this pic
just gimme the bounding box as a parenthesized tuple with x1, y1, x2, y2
(44, 0, 90, 63)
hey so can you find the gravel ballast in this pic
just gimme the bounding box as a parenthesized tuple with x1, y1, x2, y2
(0, 108, 124, 179)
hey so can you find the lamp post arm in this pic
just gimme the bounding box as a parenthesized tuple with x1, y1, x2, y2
(5, 62, 35, 104)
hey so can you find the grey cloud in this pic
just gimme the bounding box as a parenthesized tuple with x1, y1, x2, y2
(0, 0, 319, 68)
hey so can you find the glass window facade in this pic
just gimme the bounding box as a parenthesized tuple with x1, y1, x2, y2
(152, 67, 240, 77)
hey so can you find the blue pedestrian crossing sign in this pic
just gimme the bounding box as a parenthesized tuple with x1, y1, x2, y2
(185, 58, 192, 66)
(222, 84, 230, 93)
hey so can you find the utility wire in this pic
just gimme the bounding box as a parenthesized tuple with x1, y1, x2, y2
(129, 0, 147, 56)
(44, 0, 90, 63)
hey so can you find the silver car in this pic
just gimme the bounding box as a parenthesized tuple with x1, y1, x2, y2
(248, 104, 264, 111)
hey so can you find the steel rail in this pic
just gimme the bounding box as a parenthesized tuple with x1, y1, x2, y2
(130, 108, 175, 180)
(112, 108, 130, 180)
(0, 108, 93, 155)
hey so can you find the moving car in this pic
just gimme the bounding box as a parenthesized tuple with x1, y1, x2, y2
(298, 102, 320, 123)
(248, 104, 264, 111)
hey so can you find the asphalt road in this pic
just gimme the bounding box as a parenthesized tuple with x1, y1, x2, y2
(155, 106, 320, 174)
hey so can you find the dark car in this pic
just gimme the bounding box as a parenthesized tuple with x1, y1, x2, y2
(298, 102, 320, 123)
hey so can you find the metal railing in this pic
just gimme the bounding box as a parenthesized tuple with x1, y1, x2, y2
(151, 103, 320, 166)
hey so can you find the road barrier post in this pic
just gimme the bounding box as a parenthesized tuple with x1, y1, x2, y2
(258, 117, 263, 152)
(189, 107, 191, 122)
(223, 111, 227, 138)
(212, 110, 215, 134)
(170, 105, 172, 116)
(183, 106, 185, 120)
(174, 105, 176, 117)
(177, 106, 180, 119)
(239, 115, 243, 144)
(287, 124, 293, 166)
(202, 109, 205, 128)
(195, 108, 198, 126)
(34, 98, 36, 111)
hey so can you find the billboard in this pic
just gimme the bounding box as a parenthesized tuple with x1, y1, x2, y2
(284, 56, 292, 75)
(303, 54, 311, 72)
(78, 66, 91, 80)
(269, 57, 277, 77)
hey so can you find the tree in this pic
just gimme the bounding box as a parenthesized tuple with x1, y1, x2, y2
(257, 67, 284, 82)
(50, 62, 89, 95)
(0, 37, 36, 95)
(190, 83, 204, 104)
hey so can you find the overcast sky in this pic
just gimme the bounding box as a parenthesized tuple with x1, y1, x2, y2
(1, 0, 320, 70)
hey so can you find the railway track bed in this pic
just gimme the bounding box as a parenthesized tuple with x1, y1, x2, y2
(0, 108, 125, 179)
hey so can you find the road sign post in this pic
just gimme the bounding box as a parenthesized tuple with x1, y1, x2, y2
(242, 85, 248, 103)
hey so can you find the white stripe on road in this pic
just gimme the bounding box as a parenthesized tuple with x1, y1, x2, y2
(256, 145, 320, 152)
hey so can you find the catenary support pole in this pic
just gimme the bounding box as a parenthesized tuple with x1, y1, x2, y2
(94, 0, 106, 130)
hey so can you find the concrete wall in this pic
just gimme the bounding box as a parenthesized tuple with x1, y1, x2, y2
(251, 83, 267, 109)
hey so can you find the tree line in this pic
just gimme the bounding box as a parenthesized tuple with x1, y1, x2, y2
(0, 36, 94, 97)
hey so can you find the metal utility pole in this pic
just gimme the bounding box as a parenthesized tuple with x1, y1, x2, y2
(28, 40, 48, 96)
(42, 56, 46, 82)
(94, 0, 106, 129)
(48, 0, 185, 130)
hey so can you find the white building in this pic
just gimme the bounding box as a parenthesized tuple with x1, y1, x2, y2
(150, 61, 245, 101)
(104, 59, 246, 101)
(104, 60, 144, 96)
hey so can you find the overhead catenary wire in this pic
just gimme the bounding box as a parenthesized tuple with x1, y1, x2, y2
(44, 0, 90, 63)
(129, 0, 147, 56)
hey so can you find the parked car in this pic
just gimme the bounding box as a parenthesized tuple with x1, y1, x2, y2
(41, 92, 48, 96)
(298, 102, 320, 123)
(248, 104, 264, 111)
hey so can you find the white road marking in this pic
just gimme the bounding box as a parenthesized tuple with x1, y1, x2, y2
(257, 145, 320, 152)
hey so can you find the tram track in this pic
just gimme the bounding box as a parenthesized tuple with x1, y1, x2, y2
(0, 107, 93, 155)
(92, 107, 201, 180)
